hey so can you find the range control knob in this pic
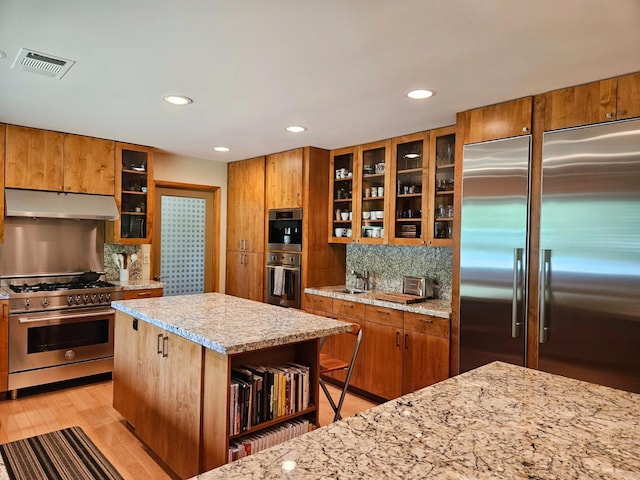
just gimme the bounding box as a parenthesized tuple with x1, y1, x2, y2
(42, 298, 49, 308)
(24, 299, 31, 309)
(64, 350, 76, 360)
(67, 295, 74, 306)
(76, 295, 82, 304)
(98, 293, 105, 303)
(91, 294, 98, 304)
(83, 294, 90, 304)
(106, 293, 111, 302)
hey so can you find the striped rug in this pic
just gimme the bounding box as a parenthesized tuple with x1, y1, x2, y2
(0, 426, 123, 480)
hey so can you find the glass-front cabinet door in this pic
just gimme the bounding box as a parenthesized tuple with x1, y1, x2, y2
(428, 126, 456, 245)
(329, 147, 357, 243)
(391, 132, 429, 245)
(109, 143, 154, 244)
(356, 140, 390, 244)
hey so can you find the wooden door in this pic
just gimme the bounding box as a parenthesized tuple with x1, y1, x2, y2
(227, 156, 264, 253)
(63, 134, 115, 194)
(402, 313, 450, 394)
(244, 251, 264, 302)
(242, 157, 266, 252)
(112, 313, 140, 427)
(0, 301, 7, 392)
(329, 315, 365, 389)
(5, 125, 64, 191)
(135, 321, 166, 461)
(617, 72, 640, 120)
(225, 250, 245, 298)
(544, 79, 617, 131)
(266, 149, 303, 210)
(227, 160, 245, 252)
(160, 330, 202, 479)
(362, 319, 402, 400)
(463, 97, 533, 144)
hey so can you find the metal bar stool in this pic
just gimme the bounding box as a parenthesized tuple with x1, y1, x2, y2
(318, 324, 363, 422)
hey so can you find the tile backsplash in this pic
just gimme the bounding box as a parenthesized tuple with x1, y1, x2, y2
(104, 244, 142, 281)
(346, 244, 452, 300)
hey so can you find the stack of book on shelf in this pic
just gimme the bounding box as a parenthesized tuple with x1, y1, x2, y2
(229, 362, 310, 436)
(398, 224, 418, 238)
(228, 419, 310, 462)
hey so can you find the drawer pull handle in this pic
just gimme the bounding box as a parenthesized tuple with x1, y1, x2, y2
(138, 291, 152, 297)
(377, 310, 390, 315)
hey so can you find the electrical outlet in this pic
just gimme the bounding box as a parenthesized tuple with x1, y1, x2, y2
(143, 253, 150, 264)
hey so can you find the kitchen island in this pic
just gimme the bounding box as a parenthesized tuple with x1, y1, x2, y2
(193, 361, 640, 479)
(111, 293, 353, 478)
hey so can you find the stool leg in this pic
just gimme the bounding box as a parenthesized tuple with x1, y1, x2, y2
(320, 377, 340, 420)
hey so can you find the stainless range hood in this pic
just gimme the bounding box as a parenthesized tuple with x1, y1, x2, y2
(5, 188, 119, 220)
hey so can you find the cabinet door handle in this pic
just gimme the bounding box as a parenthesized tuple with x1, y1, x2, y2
(404, 333, 409, 350)
(396, 331, 400, 347)
(162, 336, 169, 358)
(157, 333, 163, 354)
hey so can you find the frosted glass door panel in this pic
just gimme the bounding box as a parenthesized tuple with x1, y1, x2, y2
(161, 196, 206, 296)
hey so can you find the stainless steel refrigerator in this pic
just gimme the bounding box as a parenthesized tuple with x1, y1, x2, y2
(459, 118, 640, 393)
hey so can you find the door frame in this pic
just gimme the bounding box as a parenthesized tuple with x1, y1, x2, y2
(152, 180, 221, 293)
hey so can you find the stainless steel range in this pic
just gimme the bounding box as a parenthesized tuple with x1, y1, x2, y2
(5, 275, 123, 398)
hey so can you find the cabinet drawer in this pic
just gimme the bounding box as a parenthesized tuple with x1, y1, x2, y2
(123, 288, 164, 300)
(303, 293, 333, 314)
(333, 298, 365, 319)
(404, 312, 449, 339)
(365, 304, 403, 329)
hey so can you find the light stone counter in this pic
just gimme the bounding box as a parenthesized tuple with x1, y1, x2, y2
(193, 361, 640, 479)
(111, 292, 353, 355)
(113, 278, 165, 290)
(305, 285, 451, 318)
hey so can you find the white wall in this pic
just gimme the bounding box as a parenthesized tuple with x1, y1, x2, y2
(153, 151, 228, 291)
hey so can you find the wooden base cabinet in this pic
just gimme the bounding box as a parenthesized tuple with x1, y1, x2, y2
(304, 293, 450, 401)
(113, 312, 202, 479)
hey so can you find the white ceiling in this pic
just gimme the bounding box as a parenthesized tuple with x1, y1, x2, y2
(1, 1, 639, 163)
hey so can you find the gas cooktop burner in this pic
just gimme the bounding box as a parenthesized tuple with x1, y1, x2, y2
(9, 280, 116, 294)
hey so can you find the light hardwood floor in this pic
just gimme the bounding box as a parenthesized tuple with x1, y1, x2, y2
(0, 376, 378, 479)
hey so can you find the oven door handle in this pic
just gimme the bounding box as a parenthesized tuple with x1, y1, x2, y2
(16, 308, 116, 324)
(265, 265, 299, 271)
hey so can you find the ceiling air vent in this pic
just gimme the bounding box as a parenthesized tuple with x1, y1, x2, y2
(12, 48, 75, 79)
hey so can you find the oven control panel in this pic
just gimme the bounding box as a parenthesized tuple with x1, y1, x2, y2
(9, 288, 124, 313)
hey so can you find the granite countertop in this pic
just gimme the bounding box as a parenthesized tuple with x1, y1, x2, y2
(193, 361, 640, 479)
(112, 279, 165, 290)
(111, 292, 353, 355)
(305, 286, 451, 318)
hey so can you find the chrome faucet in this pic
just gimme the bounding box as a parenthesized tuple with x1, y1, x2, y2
(352, 270, 370, 291)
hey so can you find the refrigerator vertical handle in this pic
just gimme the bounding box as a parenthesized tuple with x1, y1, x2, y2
(539, 249, 551, 344)
(512, 248, 524, 338)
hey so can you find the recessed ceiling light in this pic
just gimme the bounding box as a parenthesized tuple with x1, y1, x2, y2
(407, 89, 434, 99)
(286, 125, 307, 133)
(214, 146, 230, 152)
(163, 95, 193, 105)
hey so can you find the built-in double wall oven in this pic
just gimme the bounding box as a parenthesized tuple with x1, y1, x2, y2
(266, 208, 302, 308)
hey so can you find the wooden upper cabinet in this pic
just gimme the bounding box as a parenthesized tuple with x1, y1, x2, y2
(5, 125, 115, 195)
(617, 72, 640, 120)
(266, 149, 303, 209)
(463, 97, 533, 144)
(63, 134, 115, 194)
(544, 78, 617, 131)
(227, 156, 265, 253)
(5, 125, 64, 191)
